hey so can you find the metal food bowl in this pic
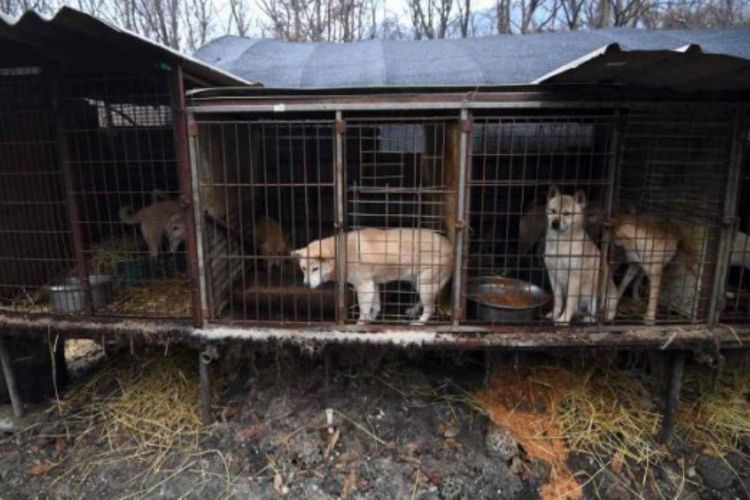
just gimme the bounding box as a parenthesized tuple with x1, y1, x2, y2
(48, 274, 113, 313)
(468, 276, 549, 323)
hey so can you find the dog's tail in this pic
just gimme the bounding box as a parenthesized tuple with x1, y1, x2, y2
(119, 206, 139, 224)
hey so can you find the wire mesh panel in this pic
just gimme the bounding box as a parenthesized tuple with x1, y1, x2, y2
(465, 113, 616, 325)
(615, 106, 733, 324)
(344, 118, 456, 324)
(722, 114, 750, 322)
(0, 76, 74, 313)
(195, 120, 338, 324)
(57, 74, 191, 319)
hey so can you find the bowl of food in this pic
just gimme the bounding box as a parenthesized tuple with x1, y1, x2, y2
(467, 276, 548, 323)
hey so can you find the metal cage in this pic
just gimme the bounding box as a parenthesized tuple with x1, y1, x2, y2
(0, 71, 193, 320)
(191, 102, 745, 331)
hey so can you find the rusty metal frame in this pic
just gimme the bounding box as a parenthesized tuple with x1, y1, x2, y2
(187, 110, 209, 326)
(709, 109, 747, 324)
(173, 65, 204, 327)
(451, 108, 471, 324)
(53, 76, 92, 316)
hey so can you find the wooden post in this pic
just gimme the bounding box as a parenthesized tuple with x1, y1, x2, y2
(0, 337, 23, 419)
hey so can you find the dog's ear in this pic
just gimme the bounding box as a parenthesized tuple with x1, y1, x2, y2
(290, 249, 304, 259)
(547, 185, 560, 201)
(574, 190, 587, 207)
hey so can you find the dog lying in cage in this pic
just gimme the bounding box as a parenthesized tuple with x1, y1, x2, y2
(544, 186, 618, 324)
(119, 191, 185, 258)
(291, 228, 453, 324)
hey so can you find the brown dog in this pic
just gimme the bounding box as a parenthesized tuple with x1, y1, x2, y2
(253, 217, 289, 270)
(612, 214, 679, 324)
(119, 193, 185, 258)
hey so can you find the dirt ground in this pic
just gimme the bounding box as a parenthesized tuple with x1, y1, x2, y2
(0, 342, 749, 500)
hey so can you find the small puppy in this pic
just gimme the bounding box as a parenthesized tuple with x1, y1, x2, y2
(291, 228, 453, 324)
(119, 193, 185, 258)
(253, 217, 289, 270)
(544, 186, 618, 324)
(612, 214, 679, 324)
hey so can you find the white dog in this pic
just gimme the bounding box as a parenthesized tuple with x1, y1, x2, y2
(291, 228, 453, 324)
(544, 186, 618, 324)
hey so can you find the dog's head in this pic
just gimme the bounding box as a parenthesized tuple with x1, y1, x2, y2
(290, 245, 334, 288)
(165, 213, 186, 253)
(546, 185, 587, 234)
(262, 238, 289, 269)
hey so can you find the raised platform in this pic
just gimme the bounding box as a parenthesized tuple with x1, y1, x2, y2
(0, 311, 747, 351)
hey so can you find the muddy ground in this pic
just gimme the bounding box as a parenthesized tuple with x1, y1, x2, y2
(0, 344, 748, 499)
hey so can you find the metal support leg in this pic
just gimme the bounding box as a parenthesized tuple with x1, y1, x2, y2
(199, 346, 217, 424)
(659, 351, 686, 444)
(323, 350, 331, 391)
(483, 350, 493, 388)
(0, 337, 23, 419)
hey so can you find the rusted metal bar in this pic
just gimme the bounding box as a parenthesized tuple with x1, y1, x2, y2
(335, 112, 347, 324)
(0, 337, 23, 419)
(54, 82, 92, 316)
(451, 109, 471, 324)
(597, 110, 622, 323)
(187, 110, 210, 323)
(173, 65, 204, 328)
(658, 350, 686, 444)
(708, 109, 746, 324)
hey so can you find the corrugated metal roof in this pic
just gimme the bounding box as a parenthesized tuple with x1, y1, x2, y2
(0, 7, 253, 87)
(194, 28, 750, 91)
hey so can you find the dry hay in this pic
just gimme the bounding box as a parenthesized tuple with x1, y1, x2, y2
(88, 236, 140, 275)
(679, 366, 750, 455)
(557, 367, 667, 497)
(108, 278, 191, 317)
(474, 364, 675, 500)
(56, 352, 217, 473)
(474, 365, 583, 500)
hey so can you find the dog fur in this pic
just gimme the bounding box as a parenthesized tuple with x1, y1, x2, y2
(519, 198, 605, 255)
(544, 186, 618, 324)
(253, 217, 289, 270)
(612, 214, 679, 324)
(119, 193, 185, 258)
(291, 228, 453, 324)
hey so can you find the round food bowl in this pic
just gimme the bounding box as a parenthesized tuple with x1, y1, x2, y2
(48, 274, 113, 313)
(467, 276, 548, 323)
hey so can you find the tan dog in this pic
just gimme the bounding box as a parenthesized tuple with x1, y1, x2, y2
(119, 193, 185, 258)
(253, 217, 289, 270)
(291, 228, 453, 324)
(544, 186, 618, 324)
(612, 214, 679, 324)
(519, 199, 605, 255)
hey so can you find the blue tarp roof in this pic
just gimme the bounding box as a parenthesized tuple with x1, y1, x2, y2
(194, 28, 750, 89)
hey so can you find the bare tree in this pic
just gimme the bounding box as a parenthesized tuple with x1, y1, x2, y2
(227, 0, 252, 36)
(409, 0, 454, 39)
(495, 0, 512, 33)
(0, 0, 57, 16)
(455, 0, 471, 37)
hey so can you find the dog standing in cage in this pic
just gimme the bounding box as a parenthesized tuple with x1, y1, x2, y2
(119, 191, 185, 258)
(612, 214, 680, 324)
(544, 186, 618, 324)
(291, 228, 453, 324)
